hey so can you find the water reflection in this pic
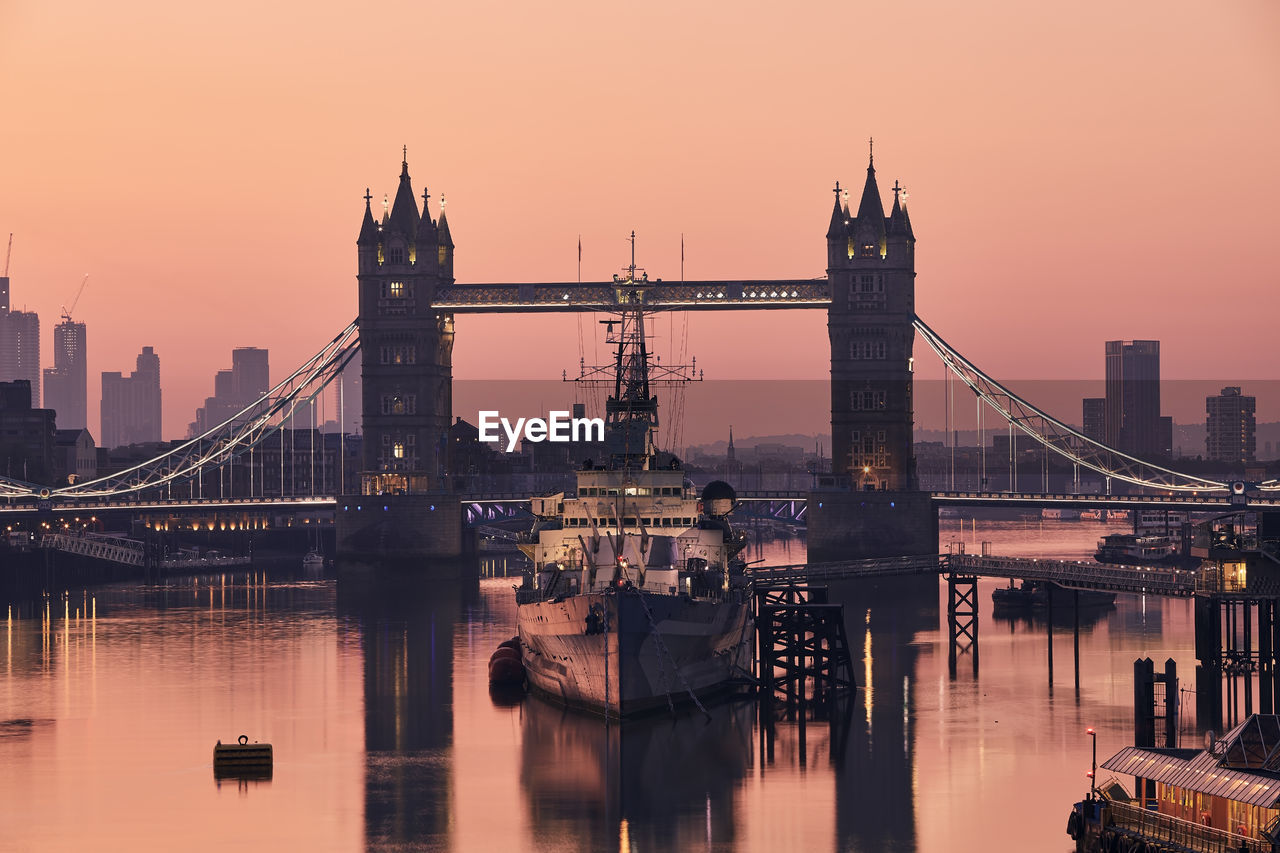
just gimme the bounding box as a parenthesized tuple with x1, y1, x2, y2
(829, 576, 936, 852)
(337, 573, 469, 850)
(519, 696, 753, 851)
(0, 523, 1210, 852)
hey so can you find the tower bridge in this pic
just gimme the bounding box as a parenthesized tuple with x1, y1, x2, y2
(1, 149, 1274, 572)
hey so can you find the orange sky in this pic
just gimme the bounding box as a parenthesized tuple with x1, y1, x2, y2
(1, 0, 1277, 441)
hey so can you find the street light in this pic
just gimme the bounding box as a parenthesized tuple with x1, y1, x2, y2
(1087, 728, 1097, 797)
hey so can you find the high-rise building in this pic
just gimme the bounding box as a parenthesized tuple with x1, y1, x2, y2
(101, 346, 162, 449)
(232, 347, 269, 403)
(826, 150, 916, 490)
(1082, 397, 1105, 443)
(1104, 340, 1163, 459)
(0, 307, 41, 407)
(1206, 386, 1256, 464)
(0, 379, 57, 483)
(43, 320, 88, 430)
(187, 347, 270, 436)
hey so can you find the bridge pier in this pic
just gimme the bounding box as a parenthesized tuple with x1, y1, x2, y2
(1194, 594, 1280, 731)
(334, 494, 465, 576)
(806, 490, 938, 563)
(946, 573, 978, 677)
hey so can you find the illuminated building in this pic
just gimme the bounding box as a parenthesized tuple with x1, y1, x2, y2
(43, 319, 87, 430)
(1206, 386, 1256, 464)
(826, 146, 917, 490)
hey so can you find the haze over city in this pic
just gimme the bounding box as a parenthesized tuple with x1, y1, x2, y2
(1, 0, 1277, 442)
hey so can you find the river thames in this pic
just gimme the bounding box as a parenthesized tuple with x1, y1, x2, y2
(1, 518, 1197, 851)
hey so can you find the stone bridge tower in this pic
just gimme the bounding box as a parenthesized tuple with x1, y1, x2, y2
(338, 153, 462, 572)
(355, 154, 455, 495)
(826, 147, 917, 490)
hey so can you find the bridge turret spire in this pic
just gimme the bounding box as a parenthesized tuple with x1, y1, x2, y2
(358, 188, 379, 245)
(437, 197, 454, 280)
(888, 180, 909, 235)
(386, 150, 421, 238)
(417, 186, 439, 267)
(855, 149, 886, 227)
(826, 181, 847, 240)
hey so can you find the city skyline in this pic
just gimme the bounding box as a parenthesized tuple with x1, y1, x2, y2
(1, 1, 1277, 442)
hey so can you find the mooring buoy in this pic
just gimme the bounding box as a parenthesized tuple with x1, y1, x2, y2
(213, 734, 273, 779)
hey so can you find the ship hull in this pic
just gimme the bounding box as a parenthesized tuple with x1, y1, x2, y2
(517, 590, 752, 717)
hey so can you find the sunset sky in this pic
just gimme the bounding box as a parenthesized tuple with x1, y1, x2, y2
(1, 0, 1277, 440)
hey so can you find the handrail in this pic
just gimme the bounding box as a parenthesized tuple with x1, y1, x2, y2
(1106, 800, 1270, 853)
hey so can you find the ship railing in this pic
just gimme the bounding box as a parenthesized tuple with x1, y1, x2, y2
(1105, 800, 1272, 853)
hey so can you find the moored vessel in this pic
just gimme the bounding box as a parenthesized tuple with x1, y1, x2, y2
(1095, 532, 1182, 566)
(992, 580, 1116, 611)
(514, 252, 753, 718)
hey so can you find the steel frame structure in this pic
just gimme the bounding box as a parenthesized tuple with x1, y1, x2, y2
(0, 322, 359, 500)
(912, 315, 1275, 492)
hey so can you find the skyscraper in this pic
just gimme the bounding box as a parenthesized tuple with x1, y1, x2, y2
(1206, 386, 1256, 464)
(0, 307, 41, 407)
(43, 319, 88, 430)
(232, 347, 270, 403)
(187, 347, 270, 436)
(1104, 340, 1163, 459)
(1082, 397, 1105, 443)
(101, 346, 162, 448)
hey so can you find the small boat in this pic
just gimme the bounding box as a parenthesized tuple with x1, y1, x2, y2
(992, 580, 1115, 610)
(302, 550, 326, 570)
(1095, 533, 1178, 566)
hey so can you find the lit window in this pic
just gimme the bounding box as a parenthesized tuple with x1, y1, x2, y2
(393, 442, 405, 459)
(390, 281, 404, 298)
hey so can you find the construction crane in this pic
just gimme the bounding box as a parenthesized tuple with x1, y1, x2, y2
(61, 274, 90, 323)
(3, 233, 11, 277)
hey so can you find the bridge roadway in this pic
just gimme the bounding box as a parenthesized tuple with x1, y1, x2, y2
(749, 553, 1198, 597)
(1, 489, 1275, 519)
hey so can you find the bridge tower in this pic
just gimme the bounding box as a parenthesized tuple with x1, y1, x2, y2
(826, 146, 917, 490)
(337, 153, 462, 571)
(808, 146, 936, 561)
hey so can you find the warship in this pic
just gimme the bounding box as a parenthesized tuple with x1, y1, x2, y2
(515, 253, 753, 717)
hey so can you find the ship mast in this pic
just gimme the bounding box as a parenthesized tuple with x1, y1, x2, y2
(572, 232, 699, 470)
